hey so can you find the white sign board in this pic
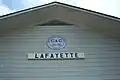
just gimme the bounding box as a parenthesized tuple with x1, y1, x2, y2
(28, 52, 85, 60)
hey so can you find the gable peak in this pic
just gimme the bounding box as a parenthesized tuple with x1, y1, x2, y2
(48, 1, 64, 6)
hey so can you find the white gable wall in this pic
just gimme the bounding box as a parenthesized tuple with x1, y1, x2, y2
(0, 3, 120, 38)
(0, 25, 120, 80)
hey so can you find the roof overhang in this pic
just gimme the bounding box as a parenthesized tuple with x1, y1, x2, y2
(0, 2, 120, 38)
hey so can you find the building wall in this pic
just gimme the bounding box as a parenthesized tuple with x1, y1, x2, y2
(0, 25, 120, 80)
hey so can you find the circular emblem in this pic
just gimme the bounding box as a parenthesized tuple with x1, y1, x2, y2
(47, 36, 66, 50)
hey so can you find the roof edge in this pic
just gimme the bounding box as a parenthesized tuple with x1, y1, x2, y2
(0, 2, 56, 19)
(0, 1, 120, 21)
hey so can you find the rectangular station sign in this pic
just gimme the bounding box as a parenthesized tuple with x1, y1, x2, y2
(28, 52, 85, 60)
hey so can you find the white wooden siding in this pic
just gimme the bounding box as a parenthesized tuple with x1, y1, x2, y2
(0, 25, 120, 80)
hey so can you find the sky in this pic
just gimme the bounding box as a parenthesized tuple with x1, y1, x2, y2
(0, 0, 120, 18)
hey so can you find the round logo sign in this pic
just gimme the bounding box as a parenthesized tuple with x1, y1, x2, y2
(47, 36, 66, 50)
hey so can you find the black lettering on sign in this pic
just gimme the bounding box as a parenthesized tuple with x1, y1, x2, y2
(65, 53, 69, 58)
(60, 53, 63, 58)
(40, 54, 44, 58)
(55, 53, 59, 58)
(75, 53, 78, 58)
(50, 54, 54, 58)
(70, 53, 73, 57)
(35, 54, 38, 58)
(45, 53, 48, 58)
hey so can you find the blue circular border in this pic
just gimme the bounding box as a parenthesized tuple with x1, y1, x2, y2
(46, 35, 67, 50)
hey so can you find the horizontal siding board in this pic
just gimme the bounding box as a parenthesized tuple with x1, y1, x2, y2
(0, 60, 120, 64)
(1, 64, 120, 68)
(0, 73, 117, 78)
(1, 67, 120, 72)
(0, 78, 103, 80)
